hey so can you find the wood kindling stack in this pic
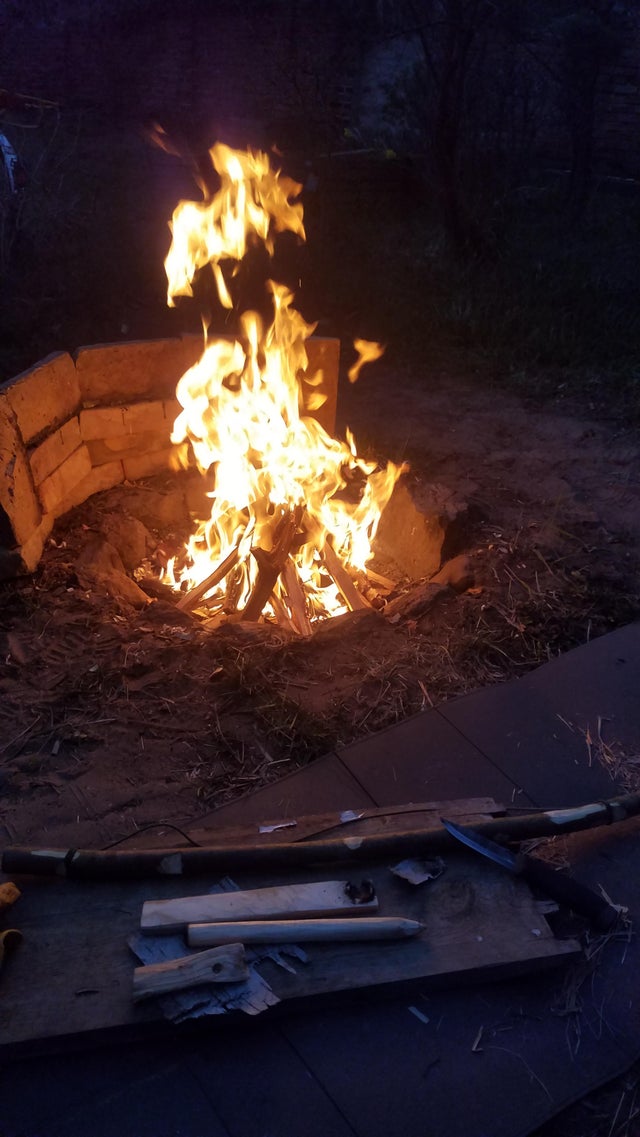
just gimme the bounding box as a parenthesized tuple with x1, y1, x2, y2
(172, 502, 387, 631)
(241, 504, 304, 622)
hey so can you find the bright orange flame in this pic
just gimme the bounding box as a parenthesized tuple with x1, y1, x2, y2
(163, 143, 405, 625)
(348, 339, 385, 384)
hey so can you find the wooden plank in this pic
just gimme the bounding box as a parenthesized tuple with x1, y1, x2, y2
(321, 540, 370, 611)
(0, 849, 580, 1049)
(250, 860, 581, 1006)
(140, 880, 379, 934)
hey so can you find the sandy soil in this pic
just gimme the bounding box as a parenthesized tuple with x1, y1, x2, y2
(0, 364, 638, 852)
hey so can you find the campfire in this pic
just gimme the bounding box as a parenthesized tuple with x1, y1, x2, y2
(159, 143, 406, 630)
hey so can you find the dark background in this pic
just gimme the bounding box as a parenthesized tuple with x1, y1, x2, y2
(1, 0, 639, 415)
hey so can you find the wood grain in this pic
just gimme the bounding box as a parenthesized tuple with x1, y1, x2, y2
(187, 916, 423, 947)
(132, 943, 248, 1002)
(141, 880, 379, 934)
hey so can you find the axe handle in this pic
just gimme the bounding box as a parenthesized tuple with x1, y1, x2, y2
(520, 855, 619, 931)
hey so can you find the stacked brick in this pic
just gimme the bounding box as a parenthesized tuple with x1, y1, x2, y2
(0, 336, 339, 579)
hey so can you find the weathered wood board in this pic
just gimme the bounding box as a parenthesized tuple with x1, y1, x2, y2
(132, 943, 248, 1002)
(140, 879, 379, 933)
(0, 801, 582, 1051)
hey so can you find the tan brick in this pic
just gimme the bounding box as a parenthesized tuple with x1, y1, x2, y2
(123, 448, 178, 480)
(163, 398, 182, 430)
(302, 337, 340, 436)
(0, 394, 42, 547)
(122, 400, 167, 433)
(80, 400, 170, 441)
(88, 430, 170, 466)
(80, 405, 126, 441)
(56, 460, 124, 516)
(180, 333, 207, 372)
(29, 416, 82, 486)
(2, 352, 81, 445)
(38, 444, 92, 515)
(75, 339, 188, 404)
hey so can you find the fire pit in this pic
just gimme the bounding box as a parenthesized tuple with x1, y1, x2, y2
(0, 142, 476, 851)
(0, 332, 339, 581)
(1, 142, 467, 629)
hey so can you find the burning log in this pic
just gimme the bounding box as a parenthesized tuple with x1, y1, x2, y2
(269, 589, 299, 634)
(321, 540, 371, 612)
(175, 545, 240, 613)
(364, 568, 396, 591)
(348, 568, 388, 610)
(222, 561, 245, 614)
(241, 505, 304, 623)
(281, 557, 313, 635)
(383, 580, 447, 624)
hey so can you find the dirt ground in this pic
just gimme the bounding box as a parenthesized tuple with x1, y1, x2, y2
(1, 362, 638, 851)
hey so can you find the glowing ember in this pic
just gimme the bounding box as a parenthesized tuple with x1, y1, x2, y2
(162, 142, 405, 627)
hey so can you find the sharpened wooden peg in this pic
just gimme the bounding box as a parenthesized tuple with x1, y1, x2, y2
(187, 916, 424, 948)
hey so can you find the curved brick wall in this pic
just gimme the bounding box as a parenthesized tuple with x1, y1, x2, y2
(0, 335, 339, 578)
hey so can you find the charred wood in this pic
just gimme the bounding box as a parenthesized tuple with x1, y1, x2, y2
(241, 505, 304, 622)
